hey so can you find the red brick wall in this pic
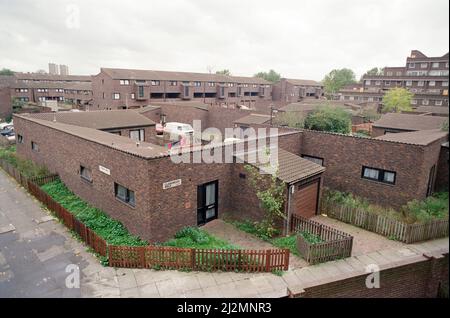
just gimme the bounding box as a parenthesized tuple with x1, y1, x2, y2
(293, 254, 448, 298)
(436, 146, 449, 191)
(299, 130, 434, 208)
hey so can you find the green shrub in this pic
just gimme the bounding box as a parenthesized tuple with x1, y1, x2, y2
(163, 227, 237, 249)
(41, 179, 147, 246)
(0, 146, 49, 178)
(304, 106, 352, 134)
(299, 231, 324, 245)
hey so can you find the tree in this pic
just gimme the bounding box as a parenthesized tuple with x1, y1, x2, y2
(304, 106, 352, 134)
(381, 88, 413, 113)
(273, 111, 305, 128)
(11, 97, 25, 111)
(322, 68, 356, 95)
(0, 68, 14, 76)
(360, 67, 384, 81)
(216, 69, 231, 76)
(254, 70, 281, 83)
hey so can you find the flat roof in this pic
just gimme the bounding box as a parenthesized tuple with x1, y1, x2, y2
(234, 114, 271, 125)
(15, 114, 168, 159)
(374, 129, 448, 146)
(23, 110, 156, 130)
(373, 113, 448, 131)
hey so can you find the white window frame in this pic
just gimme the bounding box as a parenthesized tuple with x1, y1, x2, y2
(409, 63, 415, 69)
(119, 79, 130, 85)
(418, 81, 424, 87)
(432, 62, 439, 68)
(420, 63, 428, 68)
(429, 81, 436, 87)
(443, 81, 449, 87)
(422, 99, 429, 105)
(411, 99, 417, 105)
(113, 93, 120, 100)
(406, 80, 412, 86)
(435, 100, 443, 106)
(151, 80, 160, 86)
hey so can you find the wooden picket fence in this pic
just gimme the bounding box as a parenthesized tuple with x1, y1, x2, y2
(0, 158, 58, 190)
(321, 200, 449, 244)
(290, 214, 353, 265)
(109, 245, 289, 272)
(1, 160, 289, 272)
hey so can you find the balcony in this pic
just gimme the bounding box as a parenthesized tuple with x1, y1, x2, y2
(181, 83, 193, 100)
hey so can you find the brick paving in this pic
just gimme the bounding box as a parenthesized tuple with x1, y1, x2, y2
(202, 219, 308, 269)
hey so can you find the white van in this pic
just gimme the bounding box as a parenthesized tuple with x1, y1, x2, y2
(163, 122, 194, 140)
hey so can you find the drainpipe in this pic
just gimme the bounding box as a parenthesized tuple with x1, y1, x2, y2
(285, 184, 294, 236)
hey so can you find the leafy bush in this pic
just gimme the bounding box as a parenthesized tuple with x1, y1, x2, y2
(41, 179, 147, 246)
(323, 188, 449, 224)
(163, 227, 237, 249)
(304, 106, 352, 134)
(299, 231, 324, 245)
(0, 146, 49, 178)
(230, 219, 280, 241)
(270, 235, 299, 256)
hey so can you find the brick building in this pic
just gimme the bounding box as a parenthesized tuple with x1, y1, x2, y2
(338, 50, 449, 109)
(272, 78, 324, 104)
(0, 73, 93, 118)
(92, 68, 273, 112)
(372, 113, 448, 137)
(13, 111, 324, 242)
(12, 104, 448, 241)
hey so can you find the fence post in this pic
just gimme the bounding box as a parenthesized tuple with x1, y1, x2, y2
(265, 250, 272, 272)
(108, 245, 113, 267)
(284, 249, 290, 271)
(139, 247, 146, 268)
(190, 248, 196, 271)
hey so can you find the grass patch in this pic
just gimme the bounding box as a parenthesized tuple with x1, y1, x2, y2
(161, 227, 238, 249)
(41, 179, 147, 246)
(0, 145, 50, 178)
(270, 235, 299, 256)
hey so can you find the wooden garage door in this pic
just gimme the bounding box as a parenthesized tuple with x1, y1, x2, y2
(293, 180, 319, 219)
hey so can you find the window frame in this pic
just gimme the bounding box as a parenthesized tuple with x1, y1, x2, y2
(361, 166, 396, 185)
(17, 134, 24, 144)
(31, 141, 39, 152)
(113, 93, 120, 100)
(80, 165, 93, 183)
(114, 183, 136, 207)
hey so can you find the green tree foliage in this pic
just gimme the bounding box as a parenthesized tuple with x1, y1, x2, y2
(360, 67, 384, 80)
(244, 160, 286, 239)
(381, 87, 413, 113)
(216, 69, 231, 76)
(254, 69, 281, 83)
(11, 97, 25, 111)
(273, 111, 305, 128)
(322, 68, 356, 94)
(441, 120, 449, 132)
(304, 106, 352, 134)
(0, 68, 14, 76)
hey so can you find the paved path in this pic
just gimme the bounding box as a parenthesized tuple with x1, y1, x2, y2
(0, 169, 448, 298)
(203, 219, 308, 269)
(311, 215, 405, 256)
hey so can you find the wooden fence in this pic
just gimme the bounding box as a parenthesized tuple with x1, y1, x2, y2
(109, 245, 289, 272)
(1, 161, 289, 272)
(290, 214, 353, 265)
(321, 200, 449, 244)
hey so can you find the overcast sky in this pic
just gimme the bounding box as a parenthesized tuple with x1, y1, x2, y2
(0, 0, 448, 80)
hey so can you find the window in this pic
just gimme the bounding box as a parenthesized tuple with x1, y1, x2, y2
(418, 81, 424, 87)
(55, 89, 64, 93)
(193, 81, 201, 87)
(301, 155, 324, 166)
(129, 129, 144, 141)
(113, 93, 120, 100)
(208, 82, 215, 87)
(169, 81, 177, 86)
(432, 62, 440, 68)
(422, 99, 429, 105)
(239, 173, 246, 179)
(151, 80, 160, 86)
(435, 100, 443, 106)
(17, 134, 24, 143)
(119, 79, 130, 85)
(130, 93, 135, 100)
(446, 62, 449, 68)
(362, 166, 396, 185)
(385, 81, 391, 86)
(409, 63, 415, 69)
(443, 81, 449, 87)
(386, 72, 393, 76)
(411, 99, 417, 105)
(365, 80, 371, 85)
(396, 71, 402, 76)
(80, 165, 92, 182)
(368, 97, 374, 102)
(375, 80, 381, 86)
(429, 81, 436, 87)
(420, 63, 428, 68)
(114, 183, 135, 207)
(31, 141, 39, 152)
(406, 80, 412, 86)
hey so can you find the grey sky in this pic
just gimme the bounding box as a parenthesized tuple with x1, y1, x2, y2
(0, 0, 448, 80)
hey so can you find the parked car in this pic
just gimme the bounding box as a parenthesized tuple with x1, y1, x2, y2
(0, 126, 14, 136)
(0, 121, 13, 130)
